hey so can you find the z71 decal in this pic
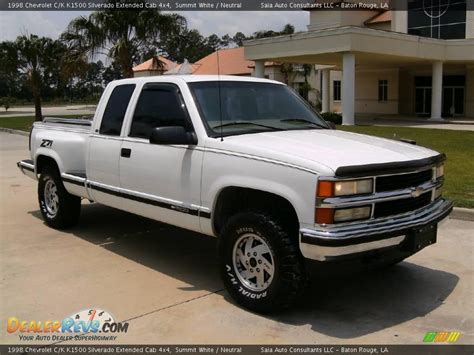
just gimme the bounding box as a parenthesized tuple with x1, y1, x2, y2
(40, 139, 53, 148)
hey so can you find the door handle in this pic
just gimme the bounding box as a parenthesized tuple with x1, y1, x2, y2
(121, 148, 132, 158)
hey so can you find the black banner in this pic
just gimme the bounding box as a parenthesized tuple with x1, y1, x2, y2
(0, 345, 473, 355)
(1, 0, 472, 11)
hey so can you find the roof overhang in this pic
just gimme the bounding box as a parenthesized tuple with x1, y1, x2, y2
(244, 26, 474, 68)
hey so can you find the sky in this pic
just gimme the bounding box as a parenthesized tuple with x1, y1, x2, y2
(0, 10, 309, 41)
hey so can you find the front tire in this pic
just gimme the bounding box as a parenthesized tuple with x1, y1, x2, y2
(38, 166, 81, 229)
(218, 211, 305, 313)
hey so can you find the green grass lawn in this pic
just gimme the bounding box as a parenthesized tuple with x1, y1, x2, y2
(339, 125, 474, 209)
(0, 115, 89, 132)
(1, 116, 472, 208)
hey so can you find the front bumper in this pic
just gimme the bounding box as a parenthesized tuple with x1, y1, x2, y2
(300, 198, 453, 261)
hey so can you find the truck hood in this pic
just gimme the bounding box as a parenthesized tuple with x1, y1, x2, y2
(206, 129, 440, 175)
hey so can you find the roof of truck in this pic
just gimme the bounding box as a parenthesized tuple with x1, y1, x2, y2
(112, 75, 284, 85)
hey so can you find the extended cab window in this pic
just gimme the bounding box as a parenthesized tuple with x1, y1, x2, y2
(129, 83, 188, 139)
(99, 84, 136, 136)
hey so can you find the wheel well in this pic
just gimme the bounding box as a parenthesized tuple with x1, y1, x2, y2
(36, 155, 59, 175)
(213, 187, 299, 237)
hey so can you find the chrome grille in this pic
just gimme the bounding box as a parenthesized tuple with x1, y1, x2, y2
(376, 169, 433, 192)
(373, 192, 432, 218)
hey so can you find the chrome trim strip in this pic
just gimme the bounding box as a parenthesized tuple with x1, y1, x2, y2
(61, 173, 86, 184)
(86, 180, 211, 219)
(18, 160, 35, 172)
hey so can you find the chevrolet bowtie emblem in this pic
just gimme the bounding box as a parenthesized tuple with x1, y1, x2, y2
(411, 187, 424, 198)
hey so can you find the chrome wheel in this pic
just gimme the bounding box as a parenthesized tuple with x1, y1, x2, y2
(44, 179, 59, 216)
(232, 233, 275, 292)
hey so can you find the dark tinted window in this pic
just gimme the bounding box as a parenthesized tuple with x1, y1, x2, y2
(378, 80, 388, 102)
(407, 0, 466, 39)
(100, 84, 135, 136)
(333, 80, 341, 101)
(129, 83, 188, 139)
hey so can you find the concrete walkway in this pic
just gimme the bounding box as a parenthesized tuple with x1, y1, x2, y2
(0, 105, 96, 118)
(357, 115, 474, 131)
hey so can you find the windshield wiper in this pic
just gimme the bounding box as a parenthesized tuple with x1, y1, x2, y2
(212, 121, 280, 131)
(279, 118, 326, 129)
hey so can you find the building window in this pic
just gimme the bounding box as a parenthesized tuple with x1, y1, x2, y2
(378, 80, 388, 102)
(333, 80, 341, 101)
(407, 0, 466, 40)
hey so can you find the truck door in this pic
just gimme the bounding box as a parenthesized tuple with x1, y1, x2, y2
(119, 82, 203, 233)
(87, 83, 136, 208)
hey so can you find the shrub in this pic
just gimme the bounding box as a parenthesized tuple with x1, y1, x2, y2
(0, 97, 10, 112)
(320, 112, 342, 125)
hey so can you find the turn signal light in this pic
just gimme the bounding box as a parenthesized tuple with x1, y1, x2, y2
(315, 208, 334, 224)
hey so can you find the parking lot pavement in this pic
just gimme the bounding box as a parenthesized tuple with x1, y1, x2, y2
(0, 131, 473, 345)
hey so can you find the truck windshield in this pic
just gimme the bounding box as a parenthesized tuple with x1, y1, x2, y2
(189, 81, 329, 137)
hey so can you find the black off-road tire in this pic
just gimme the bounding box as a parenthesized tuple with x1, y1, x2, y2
(38, 166, 81, 229)
(218, 211, 305, 313)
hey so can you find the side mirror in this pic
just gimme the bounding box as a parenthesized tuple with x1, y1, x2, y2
(150, 126, 197, 145)
(325, 121, 337, 130)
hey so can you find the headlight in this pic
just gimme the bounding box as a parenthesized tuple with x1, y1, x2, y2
(315, 206, 371, 224)
(435, 164, 444, 179)
(318, 179, 373, 197)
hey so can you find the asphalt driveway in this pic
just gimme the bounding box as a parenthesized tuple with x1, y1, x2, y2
(0, 132, 472, 344)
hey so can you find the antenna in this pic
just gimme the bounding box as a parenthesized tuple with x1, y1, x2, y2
(216, 49, 224, 142)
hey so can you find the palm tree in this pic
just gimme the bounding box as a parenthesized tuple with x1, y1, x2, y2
(15, 35, 58, 121)
(280, 63, 295, 85)
(61, 1, 186, 78)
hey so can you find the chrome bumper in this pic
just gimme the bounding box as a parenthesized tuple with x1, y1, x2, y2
(300, 198, 453, 261)
(17, 159, 37, 180)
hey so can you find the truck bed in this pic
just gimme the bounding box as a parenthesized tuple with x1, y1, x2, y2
(36, 117, 93, 132)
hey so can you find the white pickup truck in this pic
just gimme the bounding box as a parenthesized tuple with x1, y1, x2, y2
(18, 75, 452, 313)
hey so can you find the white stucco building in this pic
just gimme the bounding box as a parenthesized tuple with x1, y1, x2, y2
(245, 1, 474, 124)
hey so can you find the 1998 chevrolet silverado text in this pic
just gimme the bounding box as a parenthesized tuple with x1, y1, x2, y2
(18, 76, 453, 312)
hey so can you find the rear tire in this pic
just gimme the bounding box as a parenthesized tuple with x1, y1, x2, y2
(218, 211, 305, 313)
(38, 166, 81, 229)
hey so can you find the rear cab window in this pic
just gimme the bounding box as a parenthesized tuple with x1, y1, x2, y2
(99, 84, 136, 136)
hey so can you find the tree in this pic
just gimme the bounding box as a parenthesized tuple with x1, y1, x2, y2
(161, 28, 210, 63)
(232, 32, 247, 47)
(0, 41, 20, 99)
(280, 63, 296, 85)
(15, 35, 61, 121)
(61, 1, 186, 78)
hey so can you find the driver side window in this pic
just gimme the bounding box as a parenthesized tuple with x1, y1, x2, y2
(129, 83, 188, 139)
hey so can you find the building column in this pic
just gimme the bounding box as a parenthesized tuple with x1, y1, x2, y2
(342, 53, 355, 125)
(430, 61, 443, 121)
(253, 60, 265, 78)
(321, 69, 330, 112)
